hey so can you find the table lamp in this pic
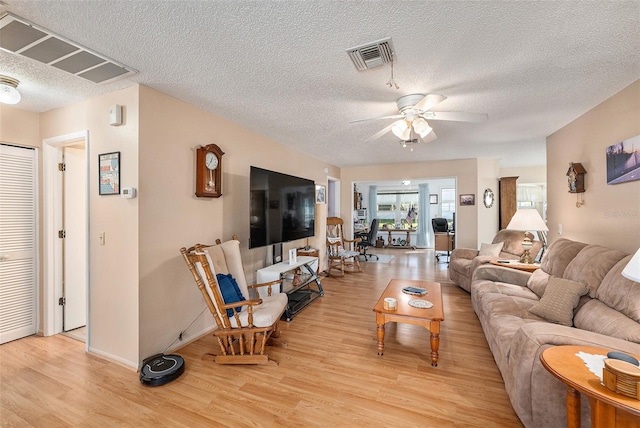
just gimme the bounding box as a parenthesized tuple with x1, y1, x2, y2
(622, 249, 640, 283)
(506, 209, 549, 264)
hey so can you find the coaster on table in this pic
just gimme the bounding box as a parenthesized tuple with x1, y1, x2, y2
(408, 299, 433, 309)
(402, 287, 428, 295)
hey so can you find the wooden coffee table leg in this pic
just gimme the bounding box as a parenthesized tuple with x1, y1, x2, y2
(429, 320, 440, 366)
(376, 314, 385, 356)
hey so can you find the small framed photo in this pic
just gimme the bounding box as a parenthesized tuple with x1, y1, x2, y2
(429, 194, 438, 204)
(460, 194, 475, 206)
(315, 184, 326, 204)
(99, 152, 120, 195)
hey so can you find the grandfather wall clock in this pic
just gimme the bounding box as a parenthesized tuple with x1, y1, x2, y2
(195, 144, 224, 198)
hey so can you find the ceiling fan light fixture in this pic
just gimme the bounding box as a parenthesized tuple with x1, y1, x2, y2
(0, 76, 21, 105)
(412, 117, 432, 137)
(391, 120, 410, 139)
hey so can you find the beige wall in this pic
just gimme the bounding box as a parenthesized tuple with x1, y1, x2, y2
(547, 79, 640, 254)
(341, 158, 490, 250)
(0, 104, 40, 147)
(40, 87, 141, 366)
(499, 165, 546, 184)
(136, 86, 334, 361)
(477, 158, 501, 245)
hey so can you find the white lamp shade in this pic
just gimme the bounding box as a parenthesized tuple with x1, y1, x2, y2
(506, 209, 549, 232)
(391, 120, 410, 139)
(622, 249, 640, 283)
(412, 117, 432, 137)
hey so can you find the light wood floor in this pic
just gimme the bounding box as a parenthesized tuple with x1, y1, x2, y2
(0, 249, 523, 427)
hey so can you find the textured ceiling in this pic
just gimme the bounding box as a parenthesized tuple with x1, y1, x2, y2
(1, 1, 639, 168)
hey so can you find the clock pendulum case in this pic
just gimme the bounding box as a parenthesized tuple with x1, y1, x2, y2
(195, 144, 224, 198)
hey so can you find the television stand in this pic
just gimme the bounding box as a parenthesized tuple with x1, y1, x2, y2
(256, 256, 323, 321)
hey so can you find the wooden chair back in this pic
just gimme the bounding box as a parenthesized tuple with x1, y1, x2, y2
(325, 217, 362, 277)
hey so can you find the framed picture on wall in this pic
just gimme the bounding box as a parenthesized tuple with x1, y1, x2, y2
(99, 152, 120, 195)
(315, 184, 326, 204)
(460, 194, 475, 206)
(429, 194, 438, 204)
(606, 134, 640, 184)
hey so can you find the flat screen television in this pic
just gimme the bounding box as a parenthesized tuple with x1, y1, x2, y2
(249, 166, 316, 249)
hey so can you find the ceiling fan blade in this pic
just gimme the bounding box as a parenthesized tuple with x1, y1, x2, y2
(364, 122, 396, 143)
(426, 111, 488, 122)
(414, 94, 447, 111)
(421, 130, 438, 143)
(349, 114, 403, 124)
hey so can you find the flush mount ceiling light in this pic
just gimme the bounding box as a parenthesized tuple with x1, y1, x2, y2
(0, 75, 21, 104)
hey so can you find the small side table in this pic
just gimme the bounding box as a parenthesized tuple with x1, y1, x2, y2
(540, 345, 640, 428)
(490, 260, 540, 273)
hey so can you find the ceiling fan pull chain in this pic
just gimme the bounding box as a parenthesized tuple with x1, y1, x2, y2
(386, 57, 399, 89)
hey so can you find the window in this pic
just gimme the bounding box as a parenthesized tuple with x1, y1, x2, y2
(441, 188, 455, 221)
(377, 192, 419, 228)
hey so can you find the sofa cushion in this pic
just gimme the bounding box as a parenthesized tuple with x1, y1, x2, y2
(526, 268, 550, 298)
(479, 241, 504, 257)
(528, 277, 588, 326)
(596, 255, 640, 323)
(540, 238, 588, 277)
(563, 244, 627, 297)
(493, 229, 527, 256)
(574, 299, 640, 344)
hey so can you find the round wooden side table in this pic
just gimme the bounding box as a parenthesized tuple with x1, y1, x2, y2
(540, 345, 640, 427)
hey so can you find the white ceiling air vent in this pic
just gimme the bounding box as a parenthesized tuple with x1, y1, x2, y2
(346, 37, 395, 71)
(0, 12, 137, 84)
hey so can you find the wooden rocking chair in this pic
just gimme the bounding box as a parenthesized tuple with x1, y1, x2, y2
(180, 238, 288, 364)
(326, 217, 362, 277)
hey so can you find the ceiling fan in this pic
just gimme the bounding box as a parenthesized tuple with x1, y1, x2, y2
(351, 93, 488, 143)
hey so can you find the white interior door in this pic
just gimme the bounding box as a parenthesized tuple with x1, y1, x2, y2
(0, 144, 37, 344)
(62, 144, 87, 331)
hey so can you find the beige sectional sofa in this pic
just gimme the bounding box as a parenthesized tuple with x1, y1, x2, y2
(470, 238, 640, 428)
(449, 229, 543, 292)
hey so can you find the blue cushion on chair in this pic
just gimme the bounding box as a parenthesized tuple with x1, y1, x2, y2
(216, 273, 246, 317)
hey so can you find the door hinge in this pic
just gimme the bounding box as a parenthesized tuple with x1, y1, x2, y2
(58, 230, 66, 239)
(58, 163, 66, 171)
(58, 297, 66, 306)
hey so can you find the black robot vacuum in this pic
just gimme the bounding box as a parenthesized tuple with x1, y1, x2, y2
(139, 354, 185, 386)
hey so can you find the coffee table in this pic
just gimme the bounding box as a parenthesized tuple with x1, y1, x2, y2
(373, 279, 444, 366)
(540, 345, 640, 427)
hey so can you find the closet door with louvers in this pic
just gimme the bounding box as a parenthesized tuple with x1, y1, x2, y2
(0, 144, 37, 344)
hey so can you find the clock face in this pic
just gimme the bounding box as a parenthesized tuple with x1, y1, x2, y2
(205, 152, 218, 170)
(483, 188, 495, 208)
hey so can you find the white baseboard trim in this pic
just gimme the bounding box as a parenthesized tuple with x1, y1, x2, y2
(166, 325, 216, 353)
(88, 346, 138, 370)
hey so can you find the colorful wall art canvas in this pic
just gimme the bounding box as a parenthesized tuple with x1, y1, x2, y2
(607, 134, 640, 185)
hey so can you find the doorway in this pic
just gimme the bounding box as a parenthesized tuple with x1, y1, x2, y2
(327, 177, 340, 217)
(43, 131, 89, 346)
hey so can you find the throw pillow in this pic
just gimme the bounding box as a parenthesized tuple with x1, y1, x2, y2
(479, 242, 504, 257)
(528, 277, 588, 326)
(216, 273, 246, 317)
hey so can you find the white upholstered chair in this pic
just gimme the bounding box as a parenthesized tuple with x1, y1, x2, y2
(181, 237, 288, 364)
